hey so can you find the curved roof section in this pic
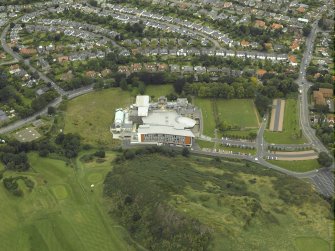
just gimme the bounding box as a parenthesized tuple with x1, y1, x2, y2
(176, 116, 196, 128)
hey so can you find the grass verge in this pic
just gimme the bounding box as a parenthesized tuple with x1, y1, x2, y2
(267, 159, 321, 172)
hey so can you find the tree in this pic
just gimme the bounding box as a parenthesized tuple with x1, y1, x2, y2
(89, 0, 98, 7)
(302, 25, 311, 36)
(173, 78, 186, 94)
(120, 78, 128, 91)
(47, 106, 56, 115)
(182, 147, 190, 157)
(317, 152, 333, 167)
(255, 94, 271, 116)
(138, 82, 146, 95)
(94, 150, 105, 158)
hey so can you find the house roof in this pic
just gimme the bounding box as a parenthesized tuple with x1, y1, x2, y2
(313, 91, 326, 105)
(288, 55, 297, 63)
(319, 88, 333, 97)
(257, 69, 267, 76)
(271, 23, 283, 29)
(240, 40, 250, 47)
(255, 20, 266, 28)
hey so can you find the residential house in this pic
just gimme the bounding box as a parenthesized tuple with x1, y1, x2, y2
(290, 39, 300, 51)
(313, 88, 333, 106)
(85, 71, 98, 78)
(170, 64, 181, 73)
(256, 69, 267, 77)
(288, 55, 298, 66)
(240, 40, 250, 47)
(101, 68, 112, 77)
(58, 56, 69, 63)
(0, 109, 8, 122)
(131, 63, 142, 72)
(157, 63, 169, 72)
(271, 23, 283, 29)
(255, 20, 266, 28)
(144, 63, 157, 72)
(9, 64, 21, 74)
(118, 65, 130, 74)
(194, 66, 207, 74)
(182, 66, 194, 74)
(20, 48, 37, 55)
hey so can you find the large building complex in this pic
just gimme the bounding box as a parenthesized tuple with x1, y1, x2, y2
(110, 95, 200, 146)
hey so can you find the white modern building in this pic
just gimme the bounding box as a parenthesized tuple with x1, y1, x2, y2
(110, 95, 200, 146)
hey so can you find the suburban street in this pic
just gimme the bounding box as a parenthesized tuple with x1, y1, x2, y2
(297, 20, 329, 154)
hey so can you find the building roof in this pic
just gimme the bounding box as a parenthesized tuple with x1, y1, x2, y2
(313, 91, 326, 105)
(136, 95, 150, 116)
(114, 109, 124, 125)
(142, 110, 196, 129)
(0, 109, 8, 121)
(319, 88, 333, 98)
(138, 124, 195, 137)
(136, 95, 150, 107)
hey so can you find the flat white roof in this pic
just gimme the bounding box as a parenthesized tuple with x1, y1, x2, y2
(138, 106, 148, 117)
(135, 95, 149, 107)
(142, 110, 196, 129)
(136, 95, 150, 117)
(138, 125, 195, 137)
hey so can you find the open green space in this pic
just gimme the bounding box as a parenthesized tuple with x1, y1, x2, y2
(104, 153, 333, 251)
(265, 99, 306, 144)
(64, 88, 133, 147)
(295, 237, 330, 251)
(267, 159, 321, 172)
(0, 152, 138, 251)
(194, 98, 216, 137)
(145, 84, 173, 99)
(215, 99, 260, 128)
(196, 139, 215, 149)
(194, 98, 259, 137)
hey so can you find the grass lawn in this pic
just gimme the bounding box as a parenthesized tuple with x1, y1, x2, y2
(64, 88, 133, 147)
(196, 139, 214, 149)
(267, 159, 321, 172)
(145, 84, 174, 99)
(295, 237, 330, 251)
(220, 128, 258, 139)
(195, 98, 259, 138)
(0, 152, 139, 251)
(265, 99, 306, 144)
(215, 99, 260, 128)
(194, 98, 216, 137)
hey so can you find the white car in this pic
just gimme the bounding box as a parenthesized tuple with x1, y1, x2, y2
(254, 157, 259, 161)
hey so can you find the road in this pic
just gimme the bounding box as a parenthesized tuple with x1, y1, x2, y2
(297, 20, 329, 154)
